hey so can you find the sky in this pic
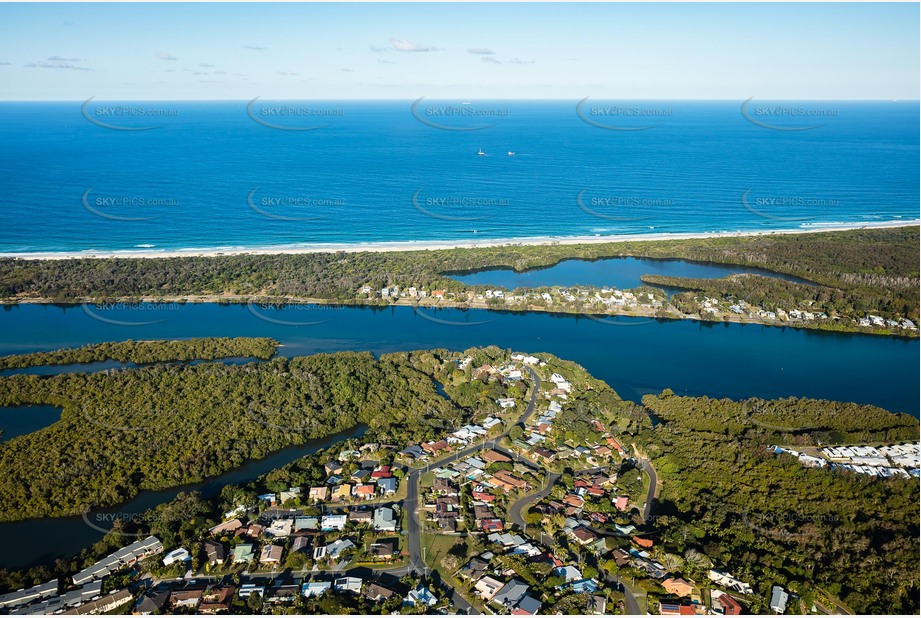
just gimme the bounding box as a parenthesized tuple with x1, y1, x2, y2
(0, 2, 918, 100)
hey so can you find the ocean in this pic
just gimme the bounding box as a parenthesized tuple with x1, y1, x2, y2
(0, 99, 917, 254)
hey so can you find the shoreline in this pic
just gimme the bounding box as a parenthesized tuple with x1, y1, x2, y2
(1, 220, 918, 261)
(3, 296, 917, 340)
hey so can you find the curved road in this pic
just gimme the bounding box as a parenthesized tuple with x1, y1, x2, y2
(507, 465, 643, 616)
(404, 366, 542, 613)
(638, 458, 658, 523)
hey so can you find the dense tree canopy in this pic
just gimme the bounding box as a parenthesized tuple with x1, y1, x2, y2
(0, 337, 278, 370)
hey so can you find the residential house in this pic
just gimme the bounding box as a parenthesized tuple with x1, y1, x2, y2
(422, 440, 449, 456)
(198, 587, 234, 614)
(291, 537, 311, 554)
(231, 544, 255, 564)
(404, 585, 438, 608)
(662, 578, 695, 598)
(353, 484, 376, 500)
(208, 519, 243, 536)
(492, 580, 529, 610)
(168, 589, 202, 609)
(266, 519, 293, 538)
(162, 548, 190, 566)
(260, 544, 284, 565)
(373, 506, 398, 532)
(481, 518, 504, 532)
(433, 478, 458, 496)
(563, 494, 585, 509)
(349, 508, 373, 525)
(364, 583, 395, 602)
(331, 485, 352, 501)
(369, 538, 398, 560)
(241, 523, 265, 539)
(202, 540, 226, 566)
(308, 487, 328, 503)
(326, 539, 356, 561)
(370, 465, 392, 479)
(377, 477, 398, 494)
(572, 527, 597, 545)
(333, 577, 363, 594)
(350, 469, 371, 483)
(482, 450, 512, 464)
(512, 596, 542, 615)
(474, 576, 505, 601)
(659, 601, 698, 615)
(769, 587, 788, 614)
(713, 592, 742, 616)
(294, 516, 319, 532)
(302, 582, 331, 598)
(492, 470, 528, 490)
(132, 591, 169, 615)
(320, 514, 347, 531)
(267, 585, 299, 604)
(279, 488, 302, 503)
(633, 536, 654, 549)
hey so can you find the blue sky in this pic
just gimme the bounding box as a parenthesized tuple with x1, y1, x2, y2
(0, 2, 917, 100)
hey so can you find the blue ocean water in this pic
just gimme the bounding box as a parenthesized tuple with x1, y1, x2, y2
(0, 99, 917, 253)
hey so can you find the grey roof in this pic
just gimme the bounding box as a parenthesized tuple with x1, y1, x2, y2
(133, 591, 169, 614)
(770, 586, 788, 611)
(72, 537, 162, 585)
(516, 595, 542, 614)
(0, 580, 58, 609)
(492, 580, 529, 608)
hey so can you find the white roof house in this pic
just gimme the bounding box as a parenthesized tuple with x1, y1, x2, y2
(320, 514, 347, 531)
(162, 548, 190, 566)
(302, 581, 331, 598)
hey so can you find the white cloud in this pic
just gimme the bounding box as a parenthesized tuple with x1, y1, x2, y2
(156, 51, 177, 61)
(242, 44, 266, 51)
(390, 38, 438, 52)
(199, 63, 214, 68)
(467, 48, 495, 55)
(24, 60, 91, 70)
(482, 57, 501, 64)
(47, 55, 81, 62)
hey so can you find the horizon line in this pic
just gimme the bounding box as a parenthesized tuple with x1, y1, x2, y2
(1, 97, 919, 103)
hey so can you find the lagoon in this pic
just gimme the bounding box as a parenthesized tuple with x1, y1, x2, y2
(448, 256, 814, 291)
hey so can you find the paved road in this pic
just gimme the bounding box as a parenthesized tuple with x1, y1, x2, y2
(638, 458, 658, 523)
(508, 470, 561, 529)
(506, 464, 643, 616)
(403, 366, 542, 613)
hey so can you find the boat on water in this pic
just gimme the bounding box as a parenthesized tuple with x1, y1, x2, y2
(507, 151, 516, 156)
(478, 148, 485, 156)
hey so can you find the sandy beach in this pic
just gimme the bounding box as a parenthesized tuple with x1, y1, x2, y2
(1, 220, 917, 261)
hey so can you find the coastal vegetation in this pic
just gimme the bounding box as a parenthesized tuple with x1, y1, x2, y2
(636, 392, 920, 614)
(0, 227, 917, 334)
(0, 344, 917, 614)
(0, 351, 471, 521)
(0, 337, 278, 370)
